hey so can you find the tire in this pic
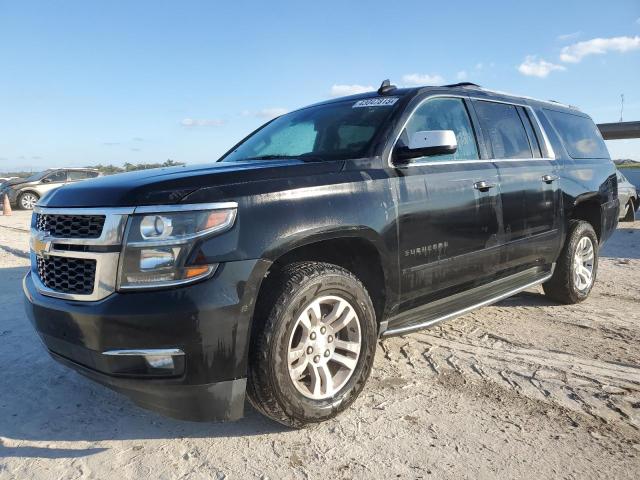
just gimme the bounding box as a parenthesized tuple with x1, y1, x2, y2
(247, 261, 377, 428)
(18, 192, 39, 210)
(543, 220, 599, 304)
(622, 199, 636, 222)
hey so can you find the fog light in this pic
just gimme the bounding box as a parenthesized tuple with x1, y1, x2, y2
(102, 348, 185, 377)
(144, 355, 175, 369)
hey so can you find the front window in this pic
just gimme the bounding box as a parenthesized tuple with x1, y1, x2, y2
(221, 98, 401, 162)
(400, 97, 479, 162)
(44, 170, 67, 183)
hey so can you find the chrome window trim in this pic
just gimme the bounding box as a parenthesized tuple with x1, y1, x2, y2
(387, 94, 556, 169)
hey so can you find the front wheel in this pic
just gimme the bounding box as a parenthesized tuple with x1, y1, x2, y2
(247, 262, 377, 427)
(18, 192, 39, 210)
(543, 220, 599, 304)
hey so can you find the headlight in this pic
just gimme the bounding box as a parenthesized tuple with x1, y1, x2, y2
(118, 204, 237, 290)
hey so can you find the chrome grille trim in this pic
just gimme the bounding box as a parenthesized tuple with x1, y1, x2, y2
(30, 206, 134, 301)
(36, 256, 97, 294)
(35, 213, 106, 239)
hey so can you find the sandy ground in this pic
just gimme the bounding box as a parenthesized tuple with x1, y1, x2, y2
(0, 209, 639, 479)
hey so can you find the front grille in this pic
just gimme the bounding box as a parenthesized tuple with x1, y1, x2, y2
(35, 214, 105, 239)
(36, 256, 97, 295)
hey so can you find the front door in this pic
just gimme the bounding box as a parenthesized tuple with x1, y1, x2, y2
(392, 96, 502, 310)
(38, 170, 68, 195)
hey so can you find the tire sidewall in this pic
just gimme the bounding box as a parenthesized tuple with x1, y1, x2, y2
(566, 222, 599, 301)
(268, 271, 376, 423)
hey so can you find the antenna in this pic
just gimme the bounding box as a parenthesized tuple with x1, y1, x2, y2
(378, 79, 397, 95)
(620, 94, 624, 122)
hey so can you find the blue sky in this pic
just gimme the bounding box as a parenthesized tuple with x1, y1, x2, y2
(1, 0, 639, 171)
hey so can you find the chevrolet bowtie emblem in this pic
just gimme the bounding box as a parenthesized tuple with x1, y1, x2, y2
(31, 232, 52, 256)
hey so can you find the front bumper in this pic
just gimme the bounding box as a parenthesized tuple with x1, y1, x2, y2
(23, 258, 268, 421)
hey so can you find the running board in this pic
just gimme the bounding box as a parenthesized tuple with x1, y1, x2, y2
(382, 265, 553, 337)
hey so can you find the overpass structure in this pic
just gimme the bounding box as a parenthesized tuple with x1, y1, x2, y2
(597, 121, 640, 140)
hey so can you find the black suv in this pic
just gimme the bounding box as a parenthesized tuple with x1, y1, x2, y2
(24, 82, 618, 427)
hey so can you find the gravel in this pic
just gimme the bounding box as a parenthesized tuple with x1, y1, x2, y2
(1, 210, 639, 479)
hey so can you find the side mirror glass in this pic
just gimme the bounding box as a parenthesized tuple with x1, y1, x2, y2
(394, 130, 457, 163)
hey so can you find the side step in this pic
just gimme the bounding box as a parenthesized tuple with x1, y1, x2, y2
(382, 265, 553, 337)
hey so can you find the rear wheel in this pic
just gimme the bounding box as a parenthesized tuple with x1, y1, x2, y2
(18, 192, 39, 210)
(247, 261, 377, 427)
(543, 220, 598, 304)
(622, 199, 636, 222)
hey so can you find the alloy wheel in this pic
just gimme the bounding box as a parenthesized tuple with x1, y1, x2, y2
(20, 193, 38, 210)
(287, 295, 362, 400)
(573, 236, 595, 291)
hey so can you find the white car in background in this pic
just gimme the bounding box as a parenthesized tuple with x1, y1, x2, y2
(617, 170, 638, 222)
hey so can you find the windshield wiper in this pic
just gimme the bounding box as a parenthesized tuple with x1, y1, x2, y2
(241, 155, 298, 161)
(240, 154, 325, 162)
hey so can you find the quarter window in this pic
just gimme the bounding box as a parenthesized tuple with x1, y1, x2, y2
(544, 109, 609, 159)
(474, 101, 532, 159)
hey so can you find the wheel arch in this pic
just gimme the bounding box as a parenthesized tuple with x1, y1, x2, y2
(570, 194, 602, 241)
(254, 228, 392, 329)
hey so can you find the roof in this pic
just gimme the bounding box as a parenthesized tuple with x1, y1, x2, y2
(305, 82, 580, 114)
(44, 167, 100, 171)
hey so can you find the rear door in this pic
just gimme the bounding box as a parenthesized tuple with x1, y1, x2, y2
(472, 99, 561, 271)
(67, 170, 96, 183)
(392, 96, 501, 308)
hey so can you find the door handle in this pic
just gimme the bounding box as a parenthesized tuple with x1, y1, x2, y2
(473, 180, 496, 192)
(541, 174, 559, 184)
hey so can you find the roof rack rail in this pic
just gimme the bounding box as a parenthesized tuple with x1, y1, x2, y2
(378, 79, 397, 95)
(443, 82, 481, 88)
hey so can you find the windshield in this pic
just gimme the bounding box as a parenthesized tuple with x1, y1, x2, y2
(22, 171, 49, 182)
(221, 98, 401, 162)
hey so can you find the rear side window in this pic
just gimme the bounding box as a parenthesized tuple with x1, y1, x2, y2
(474, 101, 532, 159)
(544, 110, 609, 159)
(68, 170, 91, 180)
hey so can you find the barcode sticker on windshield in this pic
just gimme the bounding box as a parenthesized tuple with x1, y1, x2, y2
(352, 97, 399, 108)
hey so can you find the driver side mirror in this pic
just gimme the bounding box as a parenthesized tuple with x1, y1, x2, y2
(41, 177, 52, 183)
(394, 130, 458, 164)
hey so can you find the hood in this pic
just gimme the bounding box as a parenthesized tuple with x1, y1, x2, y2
(40, 159, 344, 208)
(2, 177, 28, 188)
